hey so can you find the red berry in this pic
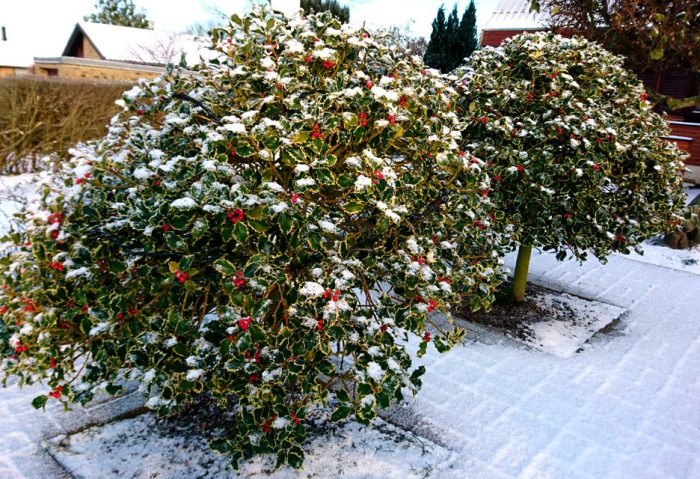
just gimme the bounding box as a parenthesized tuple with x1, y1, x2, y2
(238, 317, 252, 331)
(48, 385, 63, 399)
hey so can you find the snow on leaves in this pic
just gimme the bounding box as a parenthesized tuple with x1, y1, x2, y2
(456, 32, 686, 261)
(0, 4, 507, 471)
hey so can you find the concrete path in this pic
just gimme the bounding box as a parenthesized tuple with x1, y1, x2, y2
(403, 250, 700, 478)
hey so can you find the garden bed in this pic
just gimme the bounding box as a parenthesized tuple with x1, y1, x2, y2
(459, 284, 626, 358)
(47, 403, 449, 479)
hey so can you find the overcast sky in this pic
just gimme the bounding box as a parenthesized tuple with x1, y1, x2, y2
(1, 0, 501, 57)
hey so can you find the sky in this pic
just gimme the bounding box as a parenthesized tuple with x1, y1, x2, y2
(0, 0, 501, 58)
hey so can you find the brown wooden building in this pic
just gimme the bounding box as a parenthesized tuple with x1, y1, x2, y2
(481, 0, 700, 184)
(33, 22, 205, 82)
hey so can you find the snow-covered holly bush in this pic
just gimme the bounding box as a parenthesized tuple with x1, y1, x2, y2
(0, 6, 505, 468)
(455, 32, 686, 300)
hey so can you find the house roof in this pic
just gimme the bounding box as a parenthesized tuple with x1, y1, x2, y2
(0, 40, 34, 68)
(63, 22, 211, 67)
(483, 0, 549, 31)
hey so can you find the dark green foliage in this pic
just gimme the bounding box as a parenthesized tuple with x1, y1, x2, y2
(84, 0, 150, 29)
(300, 0, 350, 23)
(459, 1, 478, 63)
(456, 32, 687, 264)
(424, 2, 478, 73)
(424, 6, 447, 71)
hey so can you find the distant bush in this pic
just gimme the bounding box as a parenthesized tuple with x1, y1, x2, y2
(0, 76, 128, 174)
(664, 199, 700, 249)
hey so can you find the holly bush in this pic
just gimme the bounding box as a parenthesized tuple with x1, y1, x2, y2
(456, 32, 686, 263)
(0, 6, 505, 468)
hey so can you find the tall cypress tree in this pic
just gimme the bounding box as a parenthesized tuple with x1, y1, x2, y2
(424, 6, 447, 71)
(445, 5, 461, 70)
(425, 2, 478, 73)
(458, 0, 478, 64)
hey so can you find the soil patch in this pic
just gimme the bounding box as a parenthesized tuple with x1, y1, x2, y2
(460, 283, 626, 358)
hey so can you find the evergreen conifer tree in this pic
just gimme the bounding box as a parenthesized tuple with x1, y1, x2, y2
(445, 5, 460, 70)
(300, 0, 350, 23)
(459, 0, 478, 63)
(425, 2, 478, 72)
(84, 0, 150, 29)
(424, 5, 447, 71)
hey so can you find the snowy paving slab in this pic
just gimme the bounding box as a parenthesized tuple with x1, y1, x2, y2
(49, 412, 452, 479)
(524, 291, 625, 358)
(627, 241, 700, 275)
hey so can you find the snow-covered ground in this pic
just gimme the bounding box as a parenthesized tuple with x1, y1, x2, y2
(51, 413, 451, 479)
(0, 175, 698, 478)
(626, 240, 700, 275)
(0, 174, 37, 235)
(521, 290, 625, 358)
(622, 184, 700, 275)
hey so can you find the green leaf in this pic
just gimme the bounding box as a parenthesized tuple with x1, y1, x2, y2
(342, 201, 364, 214)
(233, 221, 248, 243)
(191, 218, 208, 240)
(247, 219, 271, 232)
(316, 168, 334, 185)
(650, 47, 665, 61)
(246, 206, 267, 220)
(214, 258, 237, 276)
(417, 340, 427, 357)
(287, 447, 304, 469)
(335, 389, 350, 402)
(80, 316, 93, 335)
(108, 261, 126, 273)
(279, 213, 293, 234)
(179, 255, 194, 271)
(343, 112, 358, 128)
(32, 395, 48, 409)
(330, 405, 353, 422)
(317, 359, 335, 376)
(235, 142, 255, 157)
